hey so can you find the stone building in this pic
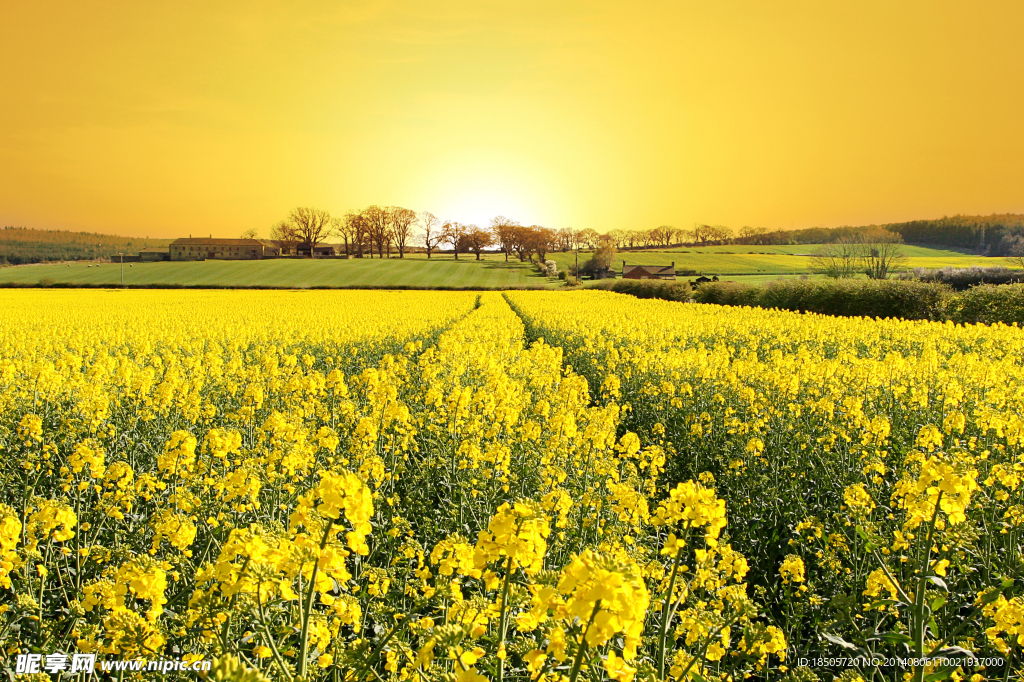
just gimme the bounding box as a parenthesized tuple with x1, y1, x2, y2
(169, 238, 265, 261)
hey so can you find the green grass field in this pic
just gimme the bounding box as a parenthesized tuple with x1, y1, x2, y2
(549, 243, 1014, 277)
(1, 245, 1016, 288)
(639, 243, 977, 256)
(0, 254, 556, 288)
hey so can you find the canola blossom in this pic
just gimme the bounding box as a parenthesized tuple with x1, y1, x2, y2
(0, 289, 1022, 681)
(507, 290, 1024, 682)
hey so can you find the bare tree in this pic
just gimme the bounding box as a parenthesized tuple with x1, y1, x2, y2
(811, 237, 860, 278)
(576, 228, 599, 250)
(389, 207, 417, 258)
(511, 225, 533, 261)
(240, 228, 259, 240)
(650, 225, 675, 247)
(530, 227, 555, 261)
(710, 225, 734, 243)
(350, 211, 372, 258)
(1006, 241, 1024, 269)
(554, 227, 575, 252)
(363, 205, 392, 258)
(859, 231, 907, 279)
(739, 226, 768, 240)
(443, 221, 467, 260)
(490, 216, 520, 262)
(270, 220, 294, 245)
(420, 211, 442, 259)
(331, 216, 352, 257)
(287, 207, 333, 254)
(567, 228, 583, 250)
(465, 226, 494, 260)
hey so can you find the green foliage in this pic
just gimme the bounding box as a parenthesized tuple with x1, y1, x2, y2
(892, 214, 1024, 252)
(0, 226, 171, 264)
(586, 278, 693, 301)
(732, 214, 1024, 252)
(692, 279, 950, 320)
(941, 283, 1024, 326)
(591, 237, 617, 270)
(681, 279, 1024, 326)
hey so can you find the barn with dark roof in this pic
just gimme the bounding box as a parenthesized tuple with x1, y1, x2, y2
(622, 261, 676, 280)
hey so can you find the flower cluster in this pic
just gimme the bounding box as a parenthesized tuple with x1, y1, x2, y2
(1, 287, 1020, 681)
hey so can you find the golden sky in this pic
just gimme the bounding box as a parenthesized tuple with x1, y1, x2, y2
(2, 1, 1023, 239)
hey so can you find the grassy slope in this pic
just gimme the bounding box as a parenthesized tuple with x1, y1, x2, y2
(635, 244, 976, 256)
(4, 245, 1014, 288)
(549, 244, 1016, 277)
(0, 254, 556, 288)
(0, 228, 173, 264)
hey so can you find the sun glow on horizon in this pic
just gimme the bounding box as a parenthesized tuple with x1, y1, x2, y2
(1, 1, 1023, 237)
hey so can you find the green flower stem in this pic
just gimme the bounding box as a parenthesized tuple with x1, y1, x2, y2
(657, 544, 684, 679)
(675, 611, 744, 682)
(496, 555, 514, 682)
(257, 582, 295, 682)
(298, 519, 337, 679)
(568, 599, 602, 682)
(221, 555, 252, 654)
(912, 491, 943, 682)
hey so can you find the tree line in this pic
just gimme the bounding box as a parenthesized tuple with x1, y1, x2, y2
(732, 214, 1024, 255)
(264, 209, 1024, 260)
(264, 208, 756, 260)
(0, 227, 171, 266)
(265, 207, 572, 261)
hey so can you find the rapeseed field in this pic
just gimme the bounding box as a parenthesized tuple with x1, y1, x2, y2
(1, 290, 1021, 682)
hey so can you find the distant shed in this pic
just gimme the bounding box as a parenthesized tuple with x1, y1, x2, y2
(139, 247, 170, 262)
(622, 261, 676, 280)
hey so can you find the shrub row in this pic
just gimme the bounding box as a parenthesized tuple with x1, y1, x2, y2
(897, 265, 1024, 290)
(606, 277, 1024, 326)
(693, 278, 950, 320)
(942, 283, 1024, 325)
(586, 277, 693, 302)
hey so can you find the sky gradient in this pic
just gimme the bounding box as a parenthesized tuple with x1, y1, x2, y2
(3, 1, 1023, 239)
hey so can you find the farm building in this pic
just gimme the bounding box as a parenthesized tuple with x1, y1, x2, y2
(170, 238, 265, 261)
(259, 241, 283, 257)
(296, 244, 341, 257)
(296, 242, 339, 256)
(622, 262, 676, 280)
(139, 247, 170, 261)
(264, 240, 302, 256)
